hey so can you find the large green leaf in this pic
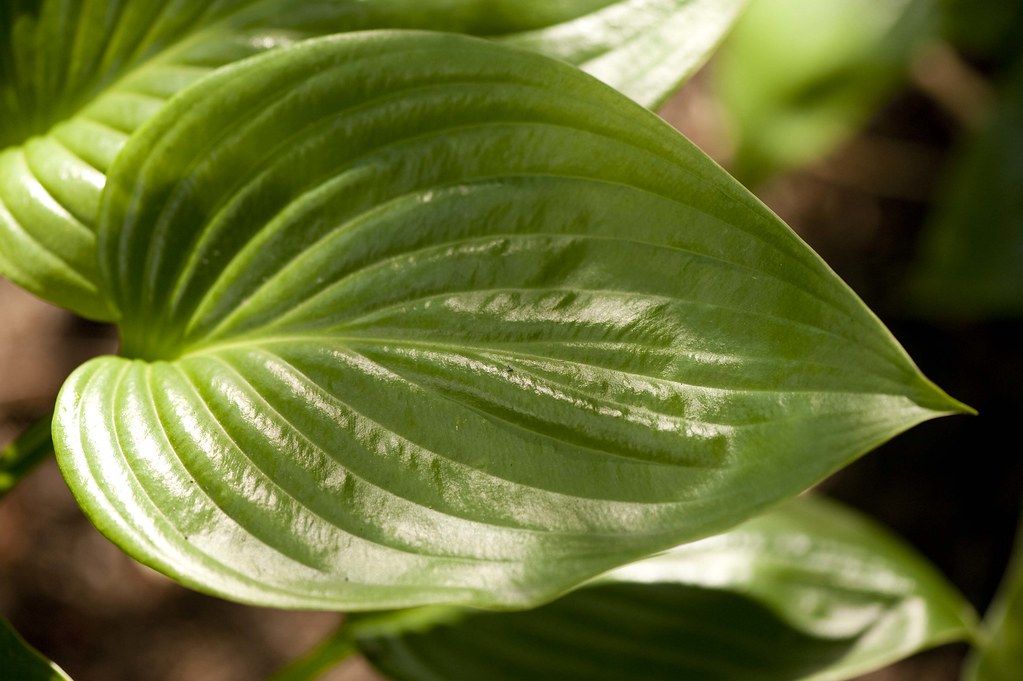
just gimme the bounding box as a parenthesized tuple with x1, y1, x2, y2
(287, 497, 976, 681)
(0, 0, 742, 320)
(910, 58, 1023, 319)
(963, 515, 1023, 681)
(55, 33, 967, 611)
(0, 618, 72, 681)
(715, 0, 936, 184)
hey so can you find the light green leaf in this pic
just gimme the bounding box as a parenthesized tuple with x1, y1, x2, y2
(715, 0, 937, 184)
(0, 618, 72, 681)
(963, 515, 1023, 681)
(55, 33, 967, 611)
(0, 0, 741, 320)
(503, 0, 745, 110)
(341, 497, 976, 681)
(910, 58, 1023, 319)
(0, 411, 54, 497)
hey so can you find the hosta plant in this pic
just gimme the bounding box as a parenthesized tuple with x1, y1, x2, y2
(0, 1, 1015, 680)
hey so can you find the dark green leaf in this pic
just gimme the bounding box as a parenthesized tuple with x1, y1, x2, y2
(0, 618, 72, 681)
(0, 0, 741, 319)
(715, 0, 937, 184)
(52, 33, 968, 611)
(963, 514, 1023, 681)
(349, 496, 977, 681)
(939, 0, 1023, 62)
(910, 58, 1023, 319)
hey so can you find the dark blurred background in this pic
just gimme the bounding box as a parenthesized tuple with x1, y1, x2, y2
(2, 0, 1022, 678)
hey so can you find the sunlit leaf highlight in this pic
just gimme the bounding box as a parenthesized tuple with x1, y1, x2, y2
(0, 0, 741, 319)
(52, 33, 968, 611)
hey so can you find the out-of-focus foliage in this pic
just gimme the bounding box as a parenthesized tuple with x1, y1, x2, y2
(715, 0, 937, 184)
(963, 517, 1023, 681)
(0, 618, 71, 681)
(939, 0, 1023, 63)
(0, 412, 52, 497)
(910, 59, 1023, 318)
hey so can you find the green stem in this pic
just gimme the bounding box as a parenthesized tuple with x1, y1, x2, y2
(0, 411, 55, 498)
(267, 623, 357, 681)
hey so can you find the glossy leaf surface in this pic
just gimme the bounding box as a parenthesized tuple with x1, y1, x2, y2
(0, 618, 72, 681)
(352, 496, 976, 681)
(911, 59, 1023, 319)
(503, 0, 744, 109)
(55, 33, 967, 610)
(963, 516, 1023, 681)
(715, 0, 936, 183)
(0, 0, 741, 319)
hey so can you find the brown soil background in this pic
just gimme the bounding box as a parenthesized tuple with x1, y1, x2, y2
(1, 65, 1019, 681)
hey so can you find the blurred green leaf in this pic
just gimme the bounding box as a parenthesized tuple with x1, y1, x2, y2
(346, 496, 976, 681)
(0, 411, 53, 498)
(910, 59, 1023, 319)
(716, 0, 937, 184)
(0, 0, 742, 320)
(54, 32, 966, 612)
(0, 618, 72, 681)
(963, 515, 1023, 681)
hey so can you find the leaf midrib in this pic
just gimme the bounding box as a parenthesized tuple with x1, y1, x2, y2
(173, 331, 921, 402)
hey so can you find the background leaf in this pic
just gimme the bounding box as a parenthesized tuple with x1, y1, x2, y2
(962, 514, 1023, 681)
(53, 33, 968, 612)
(0, 410, 53, 497)
(0, 617, 72, 681)
(715, 0, 937, 184)
(0, 0, 742, 320)
(503, 0, 745, 109)
(346, 496, 977, 681)
(909, 57, 1023, 319)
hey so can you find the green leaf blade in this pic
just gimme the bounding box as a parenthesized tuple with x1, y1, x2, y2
(48, 33, 970, 611)
(1, 0, 743, 319)
(354, 497, 976, 681)
(502, 0, 746, 109)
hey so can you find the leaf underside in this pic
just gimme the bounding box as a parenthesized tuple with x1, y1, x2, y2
(354, 497, 976, 681)
(0, 0, 742, 319)
(53, 33, 966, 611)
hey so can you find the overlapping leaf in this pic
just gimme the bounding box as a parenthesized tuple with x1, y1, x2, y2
(503, 0, 744, 109)
(0, 0, 741, 319)
(963, 515, 1023, 681)
(298, 497, 976, 681)
(0, 618, 72, 681)
(55, 33, 967, 610)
